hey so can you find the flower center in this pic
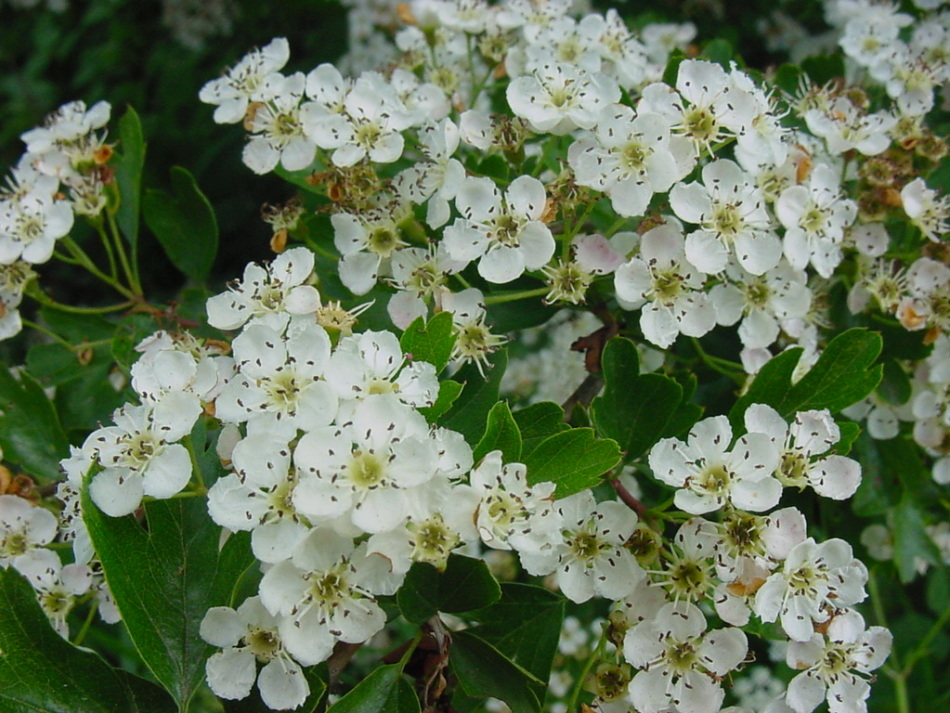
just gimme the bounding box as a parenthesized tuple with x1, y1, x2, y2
(346, 451, 387, 490)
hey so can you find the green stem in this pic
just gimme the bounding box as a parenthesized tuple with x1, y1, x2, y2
(903, 601, 950, 672)
(484, 286, 549, 305)
(21, 319, 73, 350)
(72, 599, 99, 647)
(26, 285, 135, 315)
(60, 237, 136, 299)
(183, 434, 206, 493)
(894, 674, 911, 713)
(93, 220, 119, 281)
(565, 623, 607, 713)
(689, 338, 744, 380)
(107, 210, 142, 295)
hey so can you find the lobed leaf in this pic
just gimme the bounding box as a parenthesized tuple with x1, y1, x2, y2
(523, 428, 621, 498)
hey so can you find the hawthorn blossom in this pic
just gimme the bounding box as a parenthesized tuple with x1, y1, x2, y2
(392, 118, 465, 228)
(613, 221, 716, 349)
(443, 175, 555, 284)
(14, 548, 92, 637)
(670, 159, 781, 276)
(0, 495, 58, 568)
(86, 392, 202, 517)
(519, 491, 642, 603)
(506, 62, 620, 135)
(568, 104, 693, 218)
(624, 602, 748, 713)
(785, 609, 892, 713)
(649, 414, 782, 515)
(259, 530, 399, 666)
(754, 537, 868, 641)
(206, 247, 321, 331)
(201, 596, 309, 710)
(901, 177, 949, 242)
(745, 404, 861, 500)
(199, 37, 291, 124)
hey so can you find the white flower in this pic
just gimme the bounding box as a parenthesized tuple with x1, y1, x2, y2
(199, 38, 290, 124)
(87, 392, 202, 516)
(443, 175, 555, 284)
(745, 404, 861, 500)
(0, 495, 58, 568)
(14, 548, 92, 637)
(901, 177, 949, 243)
(0, 189, 74, 265)
(507, 62, 620, 135)
(215, 321, 337, 431)
(568, 105, 693, 218)
(624, 602, 747, 713)
(202, 596, 309, 710)
(206, 247, 321, 331)
(804, 99, 895, 156)
(670, 159, 781, 276)
(259, 530, 398, 665)
(614, 221, 716, 349)
(332, 205, 409, 296)
(711, 259, 811, 350)
(777, 163, 857, 277)
(243, 72, 316, 174)
(649, 414, 782, 515)
(519, 491, 642, 603)
(468, 450, 559, 554)
(784, 609, 891, 713)
(292, 395, 442, 533)
(392, 119, 465, 229)
(754, 538, 868, 641)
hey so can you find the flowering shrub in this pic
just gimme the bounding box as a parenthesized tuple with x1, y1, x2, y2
(0, 1, 948, 713)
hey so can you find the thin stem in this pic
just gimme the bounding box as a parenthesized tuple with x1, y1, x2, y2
(72, 599, 99, 647)
(60, 237, 135, 299)
(93, 220, 119, 281)
(107, 210, 142, 295)
(183, 434, 206, 493)
(611, 477, 649, 520)
(26, 285, 135, 315)
(903, 601, 950, 672)
(565, 622, 607, 713)
(484, 286, 548, 305)
(690, 338, 744, 380)
(21, 319, 73, 350)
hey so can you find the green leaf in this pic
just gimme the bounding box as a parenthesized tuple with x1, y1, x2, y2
(801, 53, 845, 86)
(326, 663, 419, 713)
(523, 428, 621, 498)
(115, 105, 146, 247)
(851, 434, 907, 517)
(662, 49, 686, 87)
(893, 495, 941, 583)
(82, 492, 255, 709)
(833, 421, 861, 456)
(783, 329, 883, 414)
(397, 554, 502, 624)
(774, 64, 803, 96)
(143, 166, 218, 281)
(469, 583, 564, 691)
(513, 402, 564, 440)
(400, 311, 455, 374)
(473, 401, 522, 464)
(449, 631, 542, 713)
(418, 380, 463, 424)
(729, 348, 801, 430)
(877, 358, 911, 406)
(731, 330, 883, 430)
(591, 338, 686, 461)
(0, 568, 175, 713)
(0, 367, 69, 483)
(702, 38, 732, 67)
(442, 349, 508, 446)
(477, 154, 510, 183)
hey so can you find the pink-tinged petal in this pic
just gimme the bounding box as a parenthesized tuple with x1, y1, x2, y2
(478, 246, 525, 284)
(684, 230, 728, 274)
(258, 658, 309, 711)
(735, 232, 782, 275)
(205, 649, 256, 700)
(200, 607, 246, 648)
(141, 444, 193, 499)
(786, 672, 827, 713)
(809, 456, 860, 500)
